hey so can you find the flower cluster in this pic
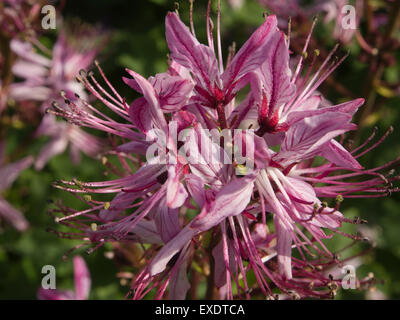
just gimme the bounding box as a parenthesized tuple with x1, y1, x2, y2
(48, 7, 398, 300)
(0, 1, 105, 232)
(8, 23, 106, 169)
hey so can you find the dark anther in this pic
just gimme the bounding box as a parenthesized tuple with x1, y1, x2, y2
(167, 251, 180, 268)
(156, 171, 168, 184)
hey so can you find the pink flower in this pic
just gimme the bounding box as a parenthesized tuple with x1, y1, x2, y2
(37, 256, 91, 300)
(0, 141, 33, 231)
(0, 0, 43, 38)
(48, 6, 398, 300)
(8, 25, 106, 169)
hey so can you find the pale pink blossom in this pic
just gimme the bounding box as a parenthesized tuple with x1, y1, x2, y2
(0, 141, 33, 231)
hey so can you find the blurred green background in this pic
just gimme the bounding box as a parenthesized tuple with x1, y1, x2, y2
(1, 0, 399, 299)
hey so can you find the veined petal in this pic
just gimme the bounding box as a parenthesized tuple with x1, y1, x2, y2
(228, 94, 257, 129)
(222, 15, 278, 92)
(168, 249, 191, 300)
(123, 76, 142, 93)
(166, 165, 188, 209)
(258, 31, 296, 117)
(125, 69, 167, 131)
(287, 98, 364, 125)
(150, 175, 254, 276)
(129, 97, 152, 133)
(172, 110, 197, 133)
(165, 12, 219, 93)
(149, 226, 196, 276)
(321, 139, 363, 169)
(185, 174, 205, 208)
(276, 112, 356, 165)
(154, 197, 181, 243)
(12, 60, 48, 79)
(233, 131, 273, 170)
(212, 239, 235, 288)
(132, 219, 163, 244)
(191, 174, 255, 232)
(150, 73, 193, 112)
(289, 95, 322, 113)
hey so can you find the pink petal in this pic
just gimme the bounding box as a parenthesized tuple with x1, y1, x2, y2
(257, 31, 296, 116)
(132, 220, 163, 244)
(150, 175, 254, 276)
(212, 239, 235, 288)
(10, 39, 51, 67)
(185, 174, 205, 208)
(274, 216, 293, 279)
(227, 94, 257, 129)
(290, 95, 322, 113)
(165, 12, 219, 93)
(9, 82, 52, 102)
(168, 249, 191, 300)
(233, 131, 273, 170)
(37, 288, 74, 300)
(149, 225, 196, 276)
(191, 174, 255, 232)
(154, 197, 181, 243)
(222, 15, 278, 92)
(150, 73, 193, 111)
(321, 139, 363, 169)
(125, 69, 167, 131)
(287, 98, 364, 125)
(73, 256, 91, 300)
(35, 136, 69, 170)
(116, 140, 151, 155)
(0, 155, 33, 191)
(123, 76, 142, 93)
(128, 97, 152, 133)
(276, 112, 356, 165)
(35, 114, 62, 137)
(166, 166, 188, 208)
(12, 60, 48, 79)
(0, 197, 29, 231)
(172, 110, 197, 133)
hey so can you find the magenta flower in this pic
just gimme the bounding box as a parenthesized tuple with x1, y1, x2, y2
(0, 0, 42, 38)
(8, 26, 105, 169)
(48, 6, 398, 300)
(0, 141, 33, 231)
(37, 256, 91, 300)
